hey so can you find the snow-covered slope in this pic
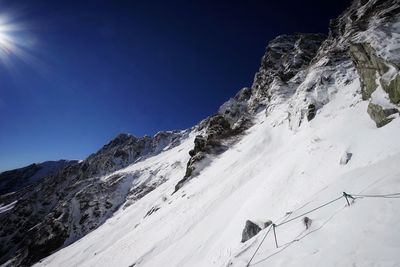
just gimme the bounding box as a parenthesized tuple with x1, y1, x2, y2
(36, 79, 400, 267)
(2, 0, 400, 266)
(32, 0, 400, 266)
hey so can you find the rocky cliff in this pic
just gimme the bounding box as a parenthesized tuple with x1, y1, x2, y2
(173, 33, 326, 193)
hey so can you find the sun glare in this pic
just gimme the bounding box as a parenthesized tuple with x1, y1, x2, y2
(0, 10, 37, 69)
(0, 31, 13, 54)
(0, 15, 17, 59)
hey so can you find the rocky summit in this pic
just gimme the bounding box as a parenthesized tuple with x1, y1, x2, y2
(1, 0, 400, 266)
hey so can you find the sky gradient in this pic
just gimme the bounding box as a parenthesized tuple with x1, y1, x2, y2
(0, 0, 351, 171)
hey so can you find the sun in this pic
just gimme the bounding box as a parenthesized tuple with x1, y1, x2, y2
(0, 10, 36, 68)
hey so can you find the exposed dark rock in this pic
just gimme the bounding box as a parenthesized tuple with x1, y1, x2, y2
(174, 152, 207, 193)
(350, 43, 390, 100)
(350, 43, 400, 128)
(307, 104, 316, 121)
(312, 0, 400, 119)
(325, 0, 400, 61)
(241, 220, 262, 243)
(384, 74, 400, 104)
(188, 135, 207, 157)
(250, 33, 326, 110)
(144, 206, 160, 218)
(174, 113, 252, 193)
(367, 103, 398, 128)
(254, 33, 326, 86)
(340, 152, 353, 165)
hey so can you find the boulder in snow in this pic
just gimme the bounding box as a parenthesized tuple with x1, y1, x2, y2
(367, 103, 398, 128)
(307, 103, 316, 121)
(340, 152, 353, 165)
(241, 220, 262, 243)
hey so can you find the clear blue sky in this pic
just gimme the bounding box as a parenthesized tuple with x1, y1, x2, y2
(0, 0, 350, 171)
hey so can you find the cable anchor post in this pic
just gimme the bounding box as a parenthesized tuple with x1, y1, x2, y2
(343, 192, 353, 206)
(272, 223, 278, 248)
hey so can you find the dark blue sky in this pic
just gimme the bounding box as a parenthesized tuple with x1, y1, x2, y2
(0, 0, 351, 171)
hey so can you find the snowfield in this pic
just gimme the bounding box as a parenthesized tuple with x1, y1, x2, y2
(35, 75, 400, 267)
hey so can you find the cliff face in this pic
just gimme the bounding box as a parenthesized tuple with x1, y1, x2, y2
(350, 43, 400, 127)
(325, 0, 400, 127)
(249, 33, 327, 111)
(176, 0, 400, 192)
(346, 0, 400, 127)
(174, 33, 326, 193)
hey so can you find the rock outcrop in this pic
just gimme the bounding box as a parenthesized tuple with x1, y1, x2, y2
(367, 103, 398, 127)
(350, 43, 390, 100)
(241, 220, 262, 243)
(350, 42, 400, 127)
(241, 220, 272, 243)
(249, 33, 326, 111)
(344, 0, 400, 127)
(340, 151, 353, 165)
(174, 88, 254, 193)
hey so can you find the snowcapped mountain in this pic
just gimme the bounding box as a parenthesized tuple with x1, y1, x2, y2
(0, 160, 79, 214)
(0, 160, 78, 197)
(1, 0, 400, 266)
(0, 131, 188, 266)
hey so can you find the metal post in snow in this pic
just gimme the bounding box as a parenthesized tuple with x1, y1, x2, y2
(272, 224, 278, 248)
(343, 192, 350, 206)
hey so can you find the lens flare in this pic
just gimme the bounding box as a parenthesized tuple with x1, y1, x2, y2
(0, 14, 18, 61)
(0, 9, 39, 70)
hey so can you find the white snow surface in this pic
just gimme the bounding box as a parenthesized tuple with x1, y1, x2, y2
(370, 73, 396, 109)
(35, 72, 400, 267)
